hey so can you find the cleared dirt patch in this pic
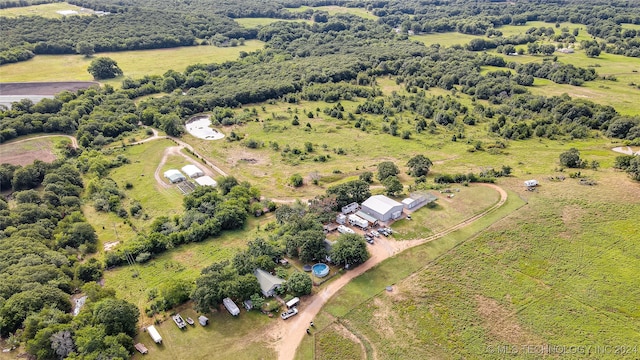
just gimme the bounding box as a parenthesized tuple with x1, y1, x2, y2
(0, 81, 98, 95)
(0, 136, 74, 165)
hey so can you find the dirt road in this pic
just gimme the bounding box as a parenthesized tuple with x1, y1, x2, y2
(3, 134, 78, 148)
(612, 146, 640, 156)
(275, 183, 508, 360)
(153, 145, 223, 189)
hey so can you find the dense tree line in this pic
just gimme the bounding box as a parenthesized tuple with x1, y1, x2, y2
(0, 8, 255, 64)
(0, 157, 139, 358)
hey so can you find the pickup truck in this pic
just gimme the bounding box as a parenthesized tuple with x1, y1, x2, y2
(281, 307, 298, 320)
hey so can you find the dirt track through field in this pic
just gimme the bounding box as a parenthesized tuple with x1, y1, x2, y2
(274, 183, 508, 360)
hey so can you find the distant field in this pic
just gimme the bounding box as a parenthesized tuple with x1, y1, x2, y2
(0, 2, 91, 18)
(493, 50, 640, 115)
(497, 21, 592, 42)
(0, 40, 265, 87)
(286, 5, 377, 20)
(410, 32, 482, 47)
(235, 17, 310, 28)
(621, 23, 640, 30)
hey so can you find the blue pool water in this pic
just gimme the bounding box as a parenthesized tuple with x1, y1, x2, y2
(312, 263, 329, 277)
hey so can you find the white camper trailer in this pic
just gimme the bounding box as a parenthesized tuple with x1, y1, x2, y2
(147, 325, 162, 344)
(348, 214, 369, 229)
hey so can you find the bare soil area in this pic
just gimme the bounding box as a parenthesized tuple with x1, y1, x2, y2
(0, 81, 98, 95)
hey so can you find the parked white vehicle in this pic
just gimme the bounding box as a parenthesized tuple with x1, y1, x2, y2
(281, 307, 299, 320)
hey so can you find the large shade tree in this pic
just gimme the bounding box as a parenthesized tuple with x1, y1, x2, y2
(87, 57, 123, 80)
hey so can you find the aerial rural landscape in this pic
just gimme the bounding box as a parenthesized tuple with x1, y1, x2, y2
(0, 0, 639, 359)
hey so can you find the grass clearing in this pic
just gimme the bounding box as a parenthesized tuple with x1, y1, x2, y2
(410, 32, 482, 47)
(0, 40, 264, 87)
(0, 134, 70, 166)
(235, 17, 311, 28)
(392, 185, 501, 240)
(132, 303, 276, 360)
(103, 216, 270, 314)
(315, 323, 365, 360)
(286, 5, 377, 20)
(0, 2, 91, 18)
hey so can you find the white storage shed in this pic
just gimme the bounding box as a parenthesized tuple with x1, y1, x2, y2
(182, 164, 205, 178)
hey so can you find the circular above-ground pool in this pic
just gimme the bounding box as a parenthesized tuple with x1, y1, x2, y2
(312, 263, 329, 278)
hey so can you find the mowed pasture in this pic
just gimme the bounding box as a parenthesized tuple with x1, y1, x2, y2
(235, 17, 311, 28)
(0, 40, 265, 87)
(0, 2, 91, 18)
(306, 175, 640, 359)
(0, 135, 72, 166)
(286, 5, 377, 20)
(131, 303, 276, 360)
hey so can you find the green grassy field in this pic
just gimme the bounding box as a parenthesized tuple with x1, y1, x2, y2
(410, 32, 482, 47)
(132, 303, 276, 360)
(0, 40, 264, 87)
(234, 17, 311, 28)
(392, 185, 501, 240)
(285, 5, 377, 20)
(0, 2, 91, 18)
(305, 174, 640, 359)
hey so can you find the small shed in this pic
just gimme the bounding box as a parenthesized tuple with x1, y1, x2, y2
(341, 202, 359, 214)
(135, 343, 148, 354)
(182, 164, 205, 178)
(164, 169, 186, 184)
(524, 179, 538, 187)
(198, 315, 209, 326)
(147, 325, 162, 344)
(336, 213, 347, 225)
(402, 193, 437, 210)
(195, 176, 217, 187)
(243, 299, 253, 311)
(223, 297, 240, 316)
(286, 297, 300, 309)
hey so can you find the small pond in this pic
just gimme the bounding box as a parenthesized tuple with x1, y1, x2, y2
(186, 116, 224, 140)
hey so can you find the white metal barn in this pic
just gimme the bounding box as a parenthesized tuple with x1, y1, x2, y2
(195, 176, 217, 187)
(524, 179, 538, 187)
(163, 169, 186, 184)
(182, 164, 205, 178)
(360, 195, 404, 221)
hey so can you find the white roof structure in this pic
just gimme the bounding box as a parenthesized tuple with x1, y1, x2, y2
(402, 198, 415, 206)
(195, 176, 217, 187)
(147, 325, 162, 344)
(182, 164, 204, 178)
(362, 195, 403, 214)
(524, 179, 538, 187)
(164, 169, 186, 183)
(223, 297, 240, 316)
